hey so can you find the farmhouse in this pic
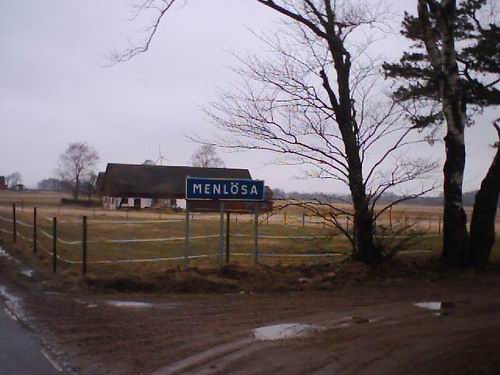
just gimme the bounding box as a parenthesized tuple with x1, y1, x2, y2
(96, 163, 253, 210)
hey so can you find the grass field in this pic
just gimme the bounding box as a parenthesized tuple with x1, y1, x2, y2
(0, 190, 498, 279)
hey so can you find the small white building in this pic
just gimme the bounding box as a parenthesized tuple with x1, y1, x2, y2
(102, 196, 153, 210)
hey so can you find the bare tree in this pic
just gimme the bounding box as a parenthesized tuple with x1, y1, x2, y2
(5, 172, 22, 189)
(191, 144, 225, 168)
(58, 142, 100, 200)
(114, 0, 436, 264)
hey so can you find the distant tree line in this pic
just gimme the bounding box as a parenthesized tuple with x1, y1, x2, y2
(272, 189, 499, 207)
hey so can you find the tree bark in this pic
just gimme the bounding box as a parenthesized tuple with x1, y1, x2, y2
(418, 0, 468, 267)
(440, 101, 468, 267)
(74, 176, 80, 201)
(468, 123, 500, 268)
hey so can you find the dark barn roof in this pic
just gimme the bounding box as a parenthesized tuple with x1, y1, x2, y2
(98, 163, 252, 199)
(95, 172, 106, 192)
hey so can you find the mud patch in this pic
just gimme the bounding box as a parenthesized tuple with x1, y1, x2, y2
(253, 323, 320, 341)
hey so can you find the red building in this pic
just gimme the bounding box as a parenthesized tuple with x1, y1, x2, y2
(0, 176, 7, 190)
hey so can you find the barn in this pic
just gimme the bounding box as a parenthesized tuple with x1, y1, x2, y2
(96, 163, 253, 210)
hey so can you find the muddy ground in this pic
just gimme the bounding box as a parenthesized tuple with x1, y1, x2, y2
(1, 245, 500, 375)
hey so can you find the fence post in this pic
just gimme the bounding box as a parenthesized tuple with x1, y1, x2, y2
(220, 203, 225, 265)
(184, 208, 190, 270)
(33, 207, 37, 254)
(82, 216, 87, 275)
(226, 212, 231, 264)
(302, 211, 305, 227)
(389, 206, 393, 232)
(284, 211, 287, 226)
(12, 203, 16, 243)
(438, 215, 442, 235)
(52, 217, 57, 273)
(253, 208, 259, 266)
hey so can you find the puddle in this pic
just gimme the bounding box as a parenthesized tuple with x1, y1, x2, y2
(0, 246, 20, 264)
(106, 300, 154, 309)
(0, 285, 30, 324)
(253, 323, 320, 341)
(415, 302, 442, 311)
(19, 269, 34, 278)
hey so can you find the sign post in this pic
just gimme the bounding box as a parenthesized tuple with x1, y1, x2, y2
(226, 212, 231, 264)
(185, 177, 270, 268)
(219, 203, 225, 266)
(253, 207, 259, 266)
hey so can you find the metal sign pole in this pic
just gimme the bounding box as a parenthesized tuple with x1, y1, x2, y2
(184, 208, 190, 270)
(219, 203, 225, 266)
(226, 212, 231, 265)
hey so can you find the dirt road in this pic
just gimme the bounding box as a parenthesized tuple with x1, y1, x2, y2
(15, 276, 500, 375)
(1, 240, 500, 375)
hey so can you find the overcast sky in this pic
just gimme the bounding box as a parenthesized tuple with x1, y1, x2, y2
(0, 0, 497, 194)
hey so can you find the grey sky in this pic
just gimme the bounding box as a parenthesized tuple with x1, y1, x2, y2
(0, 0, 497, 193)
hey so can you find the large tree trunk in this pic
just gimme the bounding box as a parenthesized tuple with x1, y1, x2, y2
(352, 196, 378, 264)
(441, 120, 468, 267)
(468, 123, 500, 268)
(332, 52, 380, 265)
(418, 0, 468, 267)
(74, 176, 80, 201)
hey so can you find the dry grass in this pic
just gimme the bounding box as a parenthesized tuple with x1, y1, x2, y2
(0, 190, 498, 283)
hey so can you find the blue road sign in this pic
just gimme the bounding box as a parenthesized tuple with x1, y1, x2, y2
(186, 177, 265, 201)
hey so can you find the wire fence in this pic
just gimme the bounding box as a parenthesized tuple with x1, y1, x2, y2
(0, 202, 444, 275)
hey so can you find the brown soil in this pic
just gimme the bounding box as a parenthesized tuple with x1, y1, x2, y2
(2, 244, 500, 375)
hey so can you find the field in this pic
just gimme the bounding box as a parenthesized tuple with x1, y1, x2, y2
(0, 190, 498, 280)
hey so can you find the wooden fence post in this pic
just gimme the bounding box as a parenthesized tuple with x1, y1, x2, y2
(52, 217, 57, 273)
(33, 207, 37, 254)
(184, 208, 190, 270)
(12, 203, 16, 243)
(302, 211, 305, 227)
(389, 206, 393, 232)
(253, 208, 259, 266)
(82, 216, 87, 275)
